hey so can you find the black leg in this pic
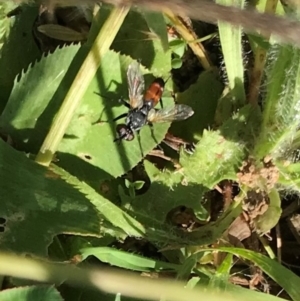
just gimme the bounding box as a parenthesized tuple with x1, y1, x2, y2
(148, 123, 163, 151)
(118, 97, 131, 109)
(159, 98, 163, 108)
(113, 112, 128, 122)
(137, 131, 144, 158)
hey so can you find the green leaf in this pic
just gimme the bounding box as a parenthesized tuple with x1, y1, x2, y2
(181, 104, 261, 188)
(0, 285, 63, 301)
(0, 1, 17, 49)
(142, 10, 169, 52)
(80, 247, 180, 272)
(169, 39, 186, 58)
(209, 254, 233, 290)
(254, 45, 300, 159)
(112, 9, 172, 75)
(223, 284, 287, 301)
(37, 24, 87, 41)
(0, 44, 81, 150)
(0, 46, 174, 182)
(278, 161, 300, 192)
(0, 5, 41, 113)
(254, 188, 282, 234)
(170, 69, 223, 141)
(216, 0, 246, 106)
(50, 164, 146, 238)
(0, 139, 101, 256)
(199, 247, 300, 301)
(176, 255, 198, 280)
(247, 33, 271, 51)
(124, 179, 131, 189)
(120, 161, 209, 224)
(133, 180, 145, 190)
(171, 57, 183, 69)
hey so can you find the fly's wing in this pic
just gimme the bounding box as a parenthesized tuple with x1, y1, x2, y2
(127, 61, 145, 109)
(147, 104, 194, 123)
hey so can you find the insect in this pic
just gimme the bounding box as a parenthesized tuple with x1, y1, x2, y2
(113, 61, 194, 143)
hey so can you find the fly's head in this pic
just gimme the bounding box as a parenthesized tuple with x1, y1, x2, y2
(114, 124, 134, 143)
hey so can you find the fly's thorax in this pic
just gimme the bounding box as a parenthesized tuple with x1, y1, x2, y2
(126, 109, 148, 132)
(143, 100, 155, 110)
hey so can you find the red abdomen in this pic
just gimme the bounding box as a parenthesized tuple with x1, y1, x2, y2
(144, 78, 165, 107)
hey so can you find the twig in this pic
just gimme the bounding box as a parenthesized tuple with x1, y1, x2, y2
(276, 223, 282, 263)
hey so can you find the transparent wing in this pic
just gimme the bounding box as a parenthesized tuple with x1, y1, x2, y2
(147, 104, 194, 123)
(127, 61, 145, 109)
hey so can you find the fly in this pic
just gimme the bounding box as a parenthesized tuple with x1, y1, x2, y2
(113, 61, 194, 144)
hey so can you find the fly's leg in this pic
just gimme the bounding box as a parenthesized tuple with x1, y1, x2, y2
(118, 96, 131, 109)
(93, 92, 129, 124)
(148, 123, 163, 151)
(159, 98, 163, 108)
(113, 112, 128, 122)
(137, 131, 144, 158)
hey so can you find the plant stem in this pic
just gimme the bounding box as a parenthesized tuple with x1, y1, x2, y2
(35, 5, 130, 166)
(248, 0, 278, 106)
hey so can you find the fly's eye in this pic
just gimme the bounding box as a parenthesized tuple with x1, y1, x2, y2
(116, 124, 127, 135)
(115, 124, 134, 141)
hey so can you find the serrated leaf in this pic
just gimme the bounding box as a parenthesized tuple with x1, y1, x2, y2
(50, 164, 146, 238)
(0, 43, 81, 151)
(0, 5, 41, 113)
(80, 247, 180, 272)
(0, 46, 173, 182)
(0, 139, 100, 256)
(254, 45, 300, 159)
(57, 51, 174, 180)
(180, 104, 261, 188)
(0, 285, 63, 301)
